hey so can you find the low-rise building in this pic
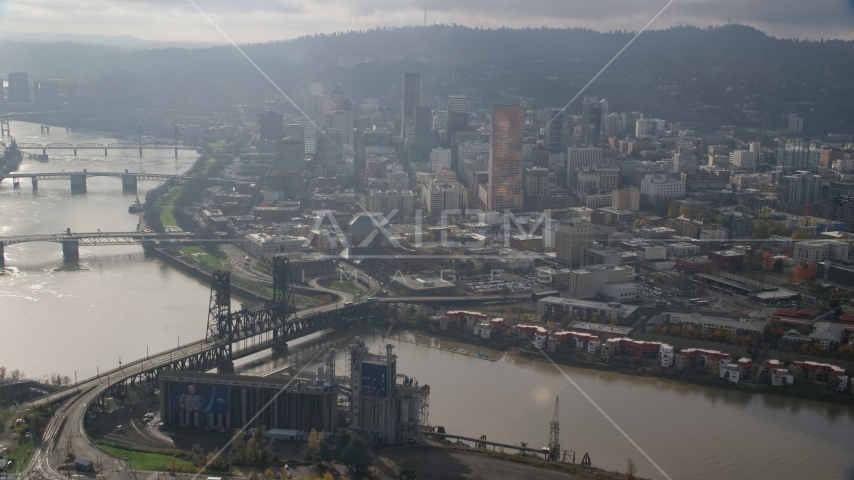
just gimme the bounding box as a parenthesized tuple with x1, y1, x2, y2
(567, 264, 632, 299)
(667, 242, 701, 258)
(770, 368, 794, 387)
(660, 311, 766, 340)
(246, 233, 306, 258)
(601, 282, 642, 302)
(537, 297, 640, 324)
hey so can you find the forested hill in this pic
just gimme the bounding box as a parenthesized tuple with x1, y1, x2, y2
(3, 24, 853, 133)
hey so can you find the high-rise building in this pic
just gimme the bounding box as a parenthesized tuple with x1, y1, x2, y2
(487, 104, 524, 212)
(430, 148, 451, 173)
(545, 108, 567, 154)
(524, 167, 550, 198)
(581, 96, 607, 146)
(566, 146, 603, 187)
(317, 128, 343, 177)
(327, 110, 354, 145)
(401, 72, 421, 137)
(425, 182, 467, 215)
(414, 106, 432, 132)
(820, 147, 844, 168)
(7, 72, 29, 103)
(331, 84, 346, 105)
(448, 94, 466, 113)
(672, 153, 699, 174)
(621, 112, 643, 134)
(602, 113, 624, 138)
(640, 174, 685, 199)
(556, 219, 594, 267)
(779, 171, 822, 211)
(275, 137, 305, 172)
(787, 114, 804, 134)
(286, 123, 304, 142)
(729, 150, 757, 171)
(612, 188, 640, 211)
(635, 118, 657, 137)
(259, 110, 284, 141)
(778, 139, 821, 172)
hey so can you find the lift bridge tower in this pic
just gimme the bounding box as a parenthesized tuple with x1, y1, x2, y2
(548, 397, 560, 461)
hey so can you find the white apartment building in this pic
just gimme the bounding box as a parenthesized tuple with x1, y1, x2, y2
(793, 240, 850, 266)
(430, 147, 452, 172)
(729, 150, 757, 171)
(640, 174, 685, 199)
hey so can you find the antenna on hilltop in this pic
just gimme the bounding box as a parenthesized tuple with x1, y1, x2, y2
(424, 0, 427, 27)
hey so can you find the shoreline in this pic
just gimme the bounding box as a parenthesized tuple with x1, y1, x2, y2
(392, 324, 854, 408)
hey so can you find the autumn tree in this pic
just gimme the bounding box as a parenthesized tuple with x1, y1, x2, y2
(625, 459, 637, 480)
(762, 251, 775, 269)
(791, 229, 807, 240)
(804, 262, 818, 281)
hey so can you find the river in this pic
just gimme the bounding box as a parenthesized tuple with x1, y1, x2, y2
(2, 121, 854, 479)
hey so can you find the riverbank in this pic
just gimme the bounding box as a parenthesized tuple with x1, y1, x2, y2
(393, 323, 854, 407)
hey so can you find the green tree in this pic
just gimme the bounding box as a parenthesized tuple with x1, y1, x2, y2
(709, 360, 720, 378)
(774, 258, 785, 272)
(305, 429, 332, 465)
(791, 229, 807, 240)
(339, 435, 372, 475)
(400, 469, 418, 480)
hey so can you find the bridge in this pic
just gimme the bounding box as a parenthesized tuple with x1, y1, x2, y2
(15, 141, 197, 157)
(0, 169, 255, 192)
(0, 230, 194, 265)
(16, 257, 383, 480)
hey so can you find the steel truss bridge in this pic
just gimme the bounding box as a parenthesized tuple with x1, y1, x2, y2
(0, 171, 253, 184)
(15, 141, 197, 154)
(0, 231, 193, 247)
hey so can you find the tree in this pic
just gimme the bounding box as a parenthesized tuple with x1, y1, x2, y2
(709, 360, 720, 377)
(625, 459, 637, 480)
(190, 444, 206, 467)
(305, 429, 332, 465)
(667, 201, 679, 218)
(762, 251, 775, 269)
(670, 325, 681, 337)
(264, 468, 275, 478)
(679, 204, 690, 217)
(804, 262, 818, 281)
(791, 229, 807, 240)
(500, 286, 511, 302)
(10, 369, 21, 381)
(0, 366, 5, 381)
(339, 435, 373, 475)
(322, 473, 334, 480)
(774, 258, 785, 272)
(837, 344, 854, 361)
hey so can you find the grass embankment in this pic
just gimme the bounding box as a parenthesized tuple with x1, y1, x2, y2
(98, 444, 194, 472)
(232, 276, 275, 298)
(178, 246, 229, 271)
(7, 438, 37, 472)
(318, 278, 367, 296)
(194, 156, 216, 176)
(155, 186, 184, 227)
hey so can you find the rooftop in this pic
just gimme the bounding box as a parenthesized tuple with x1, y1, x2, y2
(567, 321, 633, 335)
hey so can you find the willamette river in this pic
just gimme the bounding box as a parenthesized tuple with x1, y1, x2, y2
(2, 121, 854, 479)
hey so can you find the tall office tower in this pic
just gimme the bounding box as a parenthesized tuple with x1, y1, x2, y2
(317, 128, 343, 177)
(414, 106, 432, 132)
(401, 72, 421, 136)
(286, 123, 304, 142)
(621, 112, 643, 134)
(787, 114, 804, 134)
(327, 110, 354, 145)
(331, 84, 346, 105)
(300, 121, 317, 155)
(448, 94, 466, 113)
(446, 111, 470, 171)
(566, 146, 603, 188)
(275, 137, 306, 172)
(487, 104, 524, 212)
(602, 113, 623, 138)
(7, 72, 29, 103)
(581, 96, 607, 146)
(545, 108, 568, 155)
(820, 146, 843, 168)
(259, 110, 284, 141)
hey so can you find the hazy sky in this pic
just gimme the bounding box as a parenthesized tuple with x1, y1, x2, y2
(1, 0, 852, 43)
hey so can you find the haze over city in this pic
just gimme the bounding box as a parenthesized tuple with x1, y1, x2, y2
(2, 2, 854, 480)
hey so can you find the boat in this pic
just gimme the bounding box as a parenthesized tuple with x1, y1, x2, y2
(128, 197, 144, 213)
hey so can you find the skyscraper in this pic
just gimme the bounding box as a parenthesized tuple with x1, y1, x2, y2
(545, 108, 567, 155)
(259, 110, 284, 141)
(581, 96, 607, 146)
(317, 128, 343, 177)
(275, 137, 306, 172)
(487, 104, 524, 212)
(401, 72, 421, 137)
(448, 94, 466, 113)
(327, 110, 354, 145)
(7, 72, 29, 103)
